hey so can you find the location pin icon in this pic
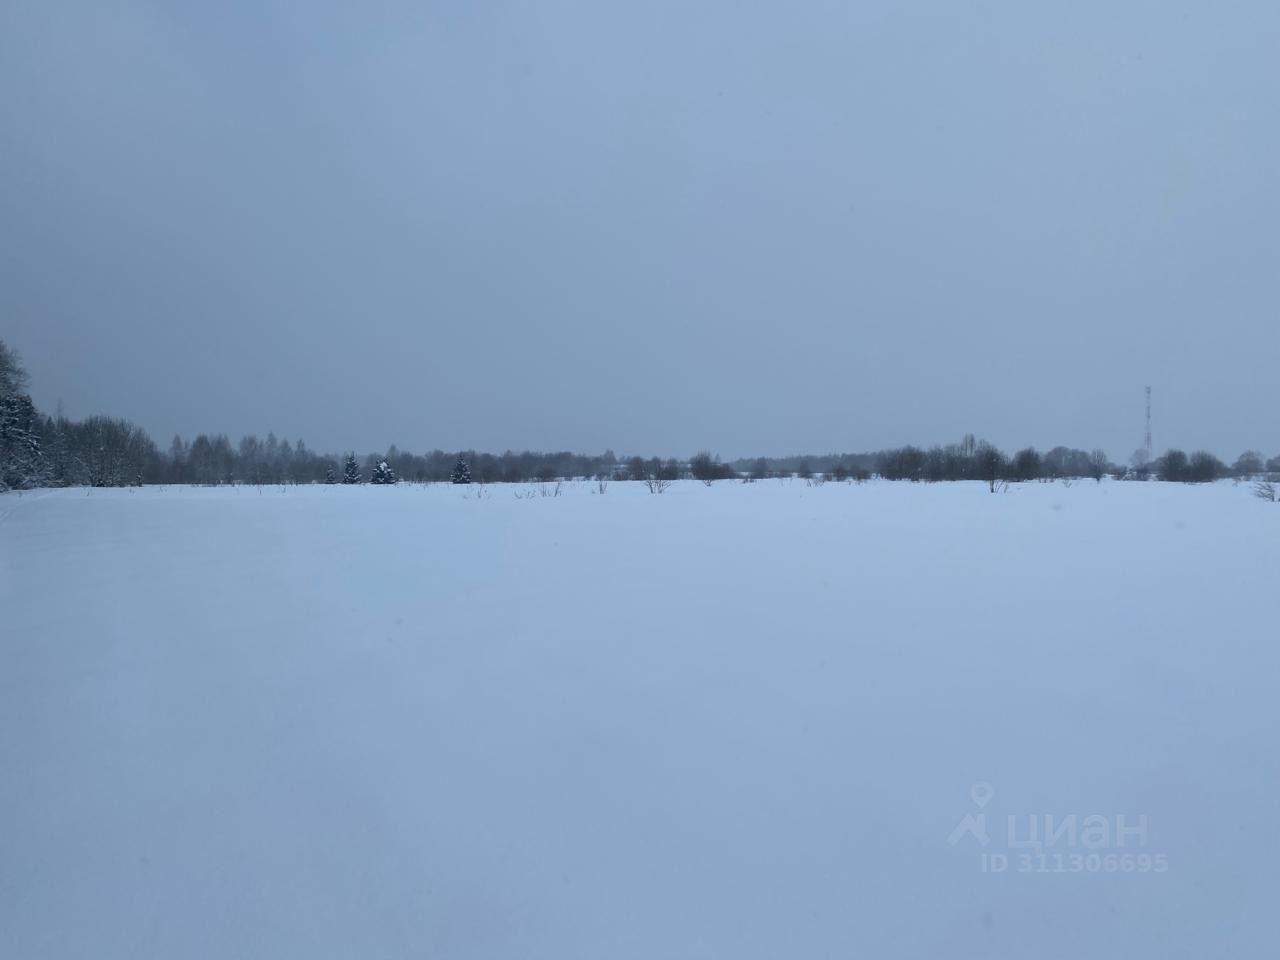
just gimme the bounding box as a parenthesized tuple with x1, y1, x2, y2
(970, 781, 994, 808)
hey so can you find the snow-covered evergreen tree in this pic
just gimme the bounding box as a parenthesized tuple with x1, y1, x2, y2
(451, 455, 471, 484)
(0, 392, 43, 490)
(371, 460, 396, 485)
(342, 453, 362, 484)
(0, 341, 43, 491)
(325, 466, 337, 484)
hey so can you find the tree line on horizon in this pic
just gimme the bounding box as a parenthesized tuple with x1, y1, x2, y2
(2, 338, 1277, 491)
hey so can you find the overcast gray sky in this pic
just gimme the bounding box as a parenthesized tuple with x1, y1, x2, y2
(1, 1, 1276, 459)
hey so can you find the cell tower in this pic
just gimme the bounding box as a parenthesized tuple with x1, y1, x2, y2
(1144, 386, 1152, 462)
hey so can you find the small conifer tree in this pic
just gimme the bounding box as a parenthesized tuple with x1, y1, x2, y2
(451, 455, 471, 484)
(342, 453, 362, 484)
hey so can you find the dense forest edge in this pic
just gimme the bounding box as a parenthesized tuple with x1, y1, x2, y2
(2, 338, 1277, 491)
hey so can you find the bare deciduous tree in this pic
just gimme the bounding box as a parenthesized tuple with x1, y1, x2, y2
(1087, 449, 1108, 483)
(974, 443, 1005, 493)
(1233, 451, 1264, 476)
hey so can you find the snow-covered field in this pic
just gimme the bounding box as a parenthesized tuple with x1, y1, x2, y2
(2, 479, 1277, 958)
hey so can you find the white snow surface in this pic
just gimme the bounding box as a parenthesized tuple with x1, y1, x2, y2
(2, 479, 1277, 958)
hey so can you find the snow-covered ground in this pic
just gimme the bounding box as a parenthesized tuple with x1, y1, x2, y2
(2, 479, 1277, 958)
